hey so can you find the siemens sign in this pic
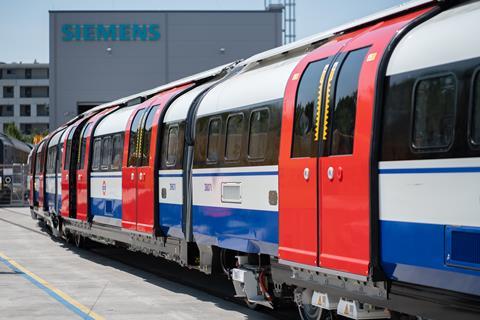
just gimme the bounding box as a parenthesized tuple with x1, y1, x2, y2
(62, 24, 160, 41)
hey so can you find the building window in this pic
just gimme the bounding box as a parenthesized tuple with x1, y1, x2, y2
(20, 105, 31, 117)
(225, 114, 244, 161)
(0, 105, 14, 117)
(25, 69, 32, 79)
(20, 123, 32, 135)
(248, 109, 269, 160)
(3, 86, 14, 98)
(207, 118, 221, 163)
(412, 74, 456, 150)
(37, 104, 49, 116)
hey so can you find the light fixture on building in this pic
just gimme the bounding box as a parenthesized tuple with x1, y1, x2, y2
(106, 47, 113, 54)
(219, 47, 226, 54)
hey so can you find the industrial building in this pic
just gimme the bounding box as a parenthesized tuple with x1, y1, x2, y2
(49, 9, 283, 128)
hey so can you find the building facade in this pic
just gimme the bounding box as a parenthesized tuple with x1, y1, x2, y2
(49, 10, 282, 128)
(0, 63, 50, 135)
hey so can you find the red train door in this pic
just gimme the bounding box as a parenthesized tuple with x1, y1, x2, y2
(76, 123, 92, 221)
(135, 105, 159, 233)
(122, 107, 147, 230)
(278, 38, 353, 266)
(60, 125, 76, 218)
(317, 46, 371, 276)
(38, 140, 48, 211)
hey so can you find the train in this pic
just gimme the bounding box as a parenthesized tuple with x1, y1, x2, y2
(28, 1, 480, 319)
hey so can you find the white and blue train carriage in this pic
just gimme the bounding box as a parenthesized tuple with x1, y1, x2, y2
(89, 105, 137, 227)
(187, 53, 305, 256)
(45, 128, 67, 216)
(379, 1, 480, 297)
(158, 81, 217, 239)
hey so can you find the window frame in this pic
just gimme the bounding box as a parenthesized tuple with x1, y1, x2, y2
(247, 107, 270, 162)
(166, 124, 179, 167)
(77, 123, 91, 170)
(206, 117, 222, 164)
(410, 72, 458, 153)
(91, 138, 102, 171)
(101, 136, 113, 170)
(468, 67, 480, 149)
(111, 133, 123, 171)
(224, 113, 244, 162)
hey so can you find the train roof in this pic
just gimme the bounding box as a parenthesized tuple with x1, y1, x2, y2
(47, 128, 66, 148)
(197, 54, 304, 117)
(163, 81, 218, 123)
(387, 0, 480, 76)
(94, 105, 137, 136)
(0, 133, 32, 153)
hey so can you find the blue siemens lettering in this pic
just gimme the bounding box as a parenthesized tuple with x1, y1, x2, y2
(61, 24, 161, 41)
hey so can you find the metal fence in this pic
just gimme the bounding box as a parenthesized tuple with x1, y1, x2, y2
(0, 164, 29, 206)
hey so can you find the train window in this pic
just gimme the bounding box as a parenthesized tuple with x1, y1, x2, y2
(412, 74, 456, 150)
(248, 109, 269, 160)
(470, 71, 480, 145)
(92, 138, 102, 171)
(77, 123, 91, 169)
(64, 127, 76, 170)
(330, 47, 369, 155)
(166, 125, 179, 166)
(101, 136, 112, 170)
(35, 145, 42, 173)
(46, 147, 56, 174)
(225, 114, 244, 161)
(140, 106, 159, 166)
(111, 134, 123, 170)
(207, 118, 221, 163)
(292, 58, 329, 158)
(127, 109, 146, 167)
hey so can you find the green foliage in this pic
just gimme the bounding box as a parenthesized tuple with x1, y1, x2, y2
(3, 123, 37, 144)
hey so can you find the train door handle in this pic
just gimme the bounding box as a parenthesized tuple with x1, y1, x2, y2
(139, 172, 146, 181)
(77, 174, 82, 181)
(337, 167, 343, 181)
(130, 172, 135, 181)
(66, 174, 68, 179)
(303, 167, 310, 181)
(327, 167, 334, 181)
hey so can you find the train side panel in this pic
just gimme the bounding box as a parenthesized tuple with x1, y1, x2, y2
(380, 1, 480, 296)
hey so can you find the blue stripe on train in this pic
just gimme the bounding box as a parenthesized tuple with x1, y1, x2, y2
(381, 220, 480, 296)
(158, 203, 184, 238)
(90, 197, 122, 219)
(193, 205, 278, 255)
(158, 203, 278, 255)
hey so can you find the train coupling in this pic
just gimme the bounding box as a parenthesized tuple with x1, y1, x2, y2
(231, 256, 273, 309)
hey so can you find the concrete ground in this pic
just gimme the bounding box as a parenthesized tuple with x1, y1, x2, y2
(0, 207, 275, 320)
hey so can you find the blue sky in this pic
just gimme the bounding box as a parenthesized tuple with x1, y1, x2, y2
(0, 0, 408, 63)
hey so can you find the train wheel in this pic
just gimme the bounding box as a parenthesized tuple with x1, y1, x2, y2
(296, 289, 335, 320)
(74, 233, 84, 248)
(245, 299, 258, 310)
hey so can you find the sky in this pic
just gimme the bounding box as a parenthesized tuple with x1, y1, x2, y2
(0, 0, 409, 63)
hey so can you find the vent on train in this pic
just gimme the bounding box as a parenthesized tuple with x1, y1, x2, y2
(446, 227, 480, 270)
